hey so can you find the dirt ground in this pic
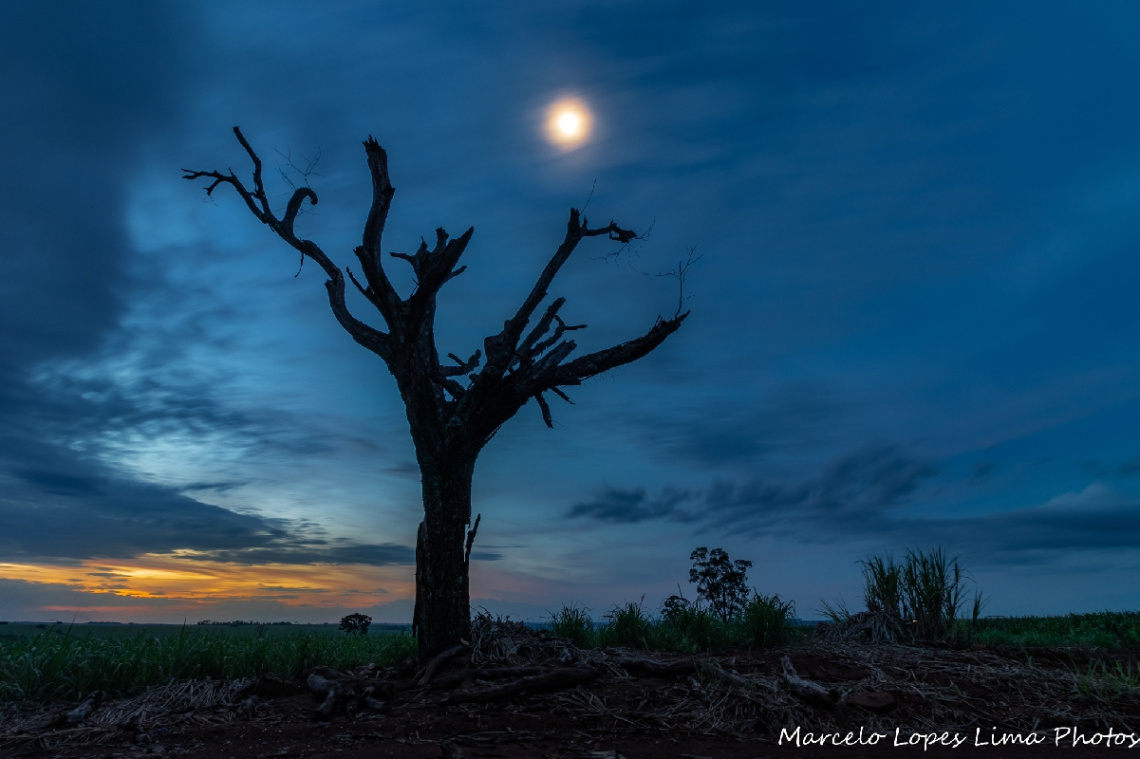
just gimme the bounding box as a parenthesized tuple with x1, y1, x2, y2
(4, 620, 1139, 759)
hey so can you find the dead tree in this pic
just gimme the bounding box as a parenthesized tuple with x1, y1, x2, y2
(184, 127, 689, 659)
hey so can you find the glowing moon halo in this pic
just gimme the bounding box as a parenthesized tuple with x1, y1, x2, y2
(545, 98, 592, 149)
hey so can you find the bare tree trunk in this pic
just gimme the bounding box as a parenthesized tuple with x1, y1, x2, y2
(413, 455, 475, 657)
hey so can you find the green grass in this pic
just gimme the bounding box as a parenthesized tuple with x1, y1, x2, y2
(1073, 659, 1140, 705)
(548, 594, 804, 655)
(0, 622, 416, 704)
(969, 612, 1140, 649)
(599, 598, 655, 649)
(548, 604, 597, 648)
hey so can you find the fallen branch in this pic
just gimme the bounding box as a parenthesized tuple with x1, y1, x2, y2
(781, 655, 835, 708)
(442, 666, 599, 704)
(609, 655, 696, 678)
(427, 665, 547, 691)
(417, 643, 470, 686)
(609, 655, 751, 688)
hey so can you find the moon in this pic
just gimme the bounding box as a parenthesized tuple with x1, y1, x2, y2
(545, 98, 592, 150)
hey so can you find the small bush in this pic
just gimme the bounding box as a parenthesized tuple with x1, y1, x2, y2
(549, 604, 595, 648)
(599, 598, 653, 650)
(659, 592, 727, 652)
(855, 547, 985, 643)
(740, 592, 796, 648)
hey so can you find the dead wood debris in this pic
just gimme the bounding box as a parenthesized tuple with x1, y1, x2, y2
(817, 611, 912, 645)
(306, 666, 389, 718)
(781, 654, 836, 707)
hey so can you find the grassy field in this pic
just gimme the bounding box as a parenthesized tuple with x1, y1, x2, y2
(0, 621, 416, 704)
(3, 545, 1137, 706)
(970, 611, 1140, 649)
(0, 621, 410, 641)
(1, 610, 1138, 706)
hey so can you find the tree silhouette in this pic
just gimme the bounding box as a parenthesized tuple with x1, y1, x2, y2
(338, 613, 372, 636)
(184, 127, 689, 658)
(688, 547, 752, 622)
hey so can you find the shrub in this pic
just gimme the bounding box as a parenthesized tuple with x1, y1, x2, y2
(599, 598, 653, 650)
(659, 590, 727, 652)
(857, 547, 985, 643)
(740, 592, 796, 647)
(549, 604, 595, 648)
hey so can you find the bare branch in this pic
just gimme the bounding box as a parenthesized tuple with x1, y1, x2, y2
(273, 144, 322, 191)
(516, 297, 569, 364)
(546, 311, 689, 389)
(483, 208, 635, 376)
(657, 246, 703, 318)
(581, 218, 637, 244)
(184, 128, 394, 364)
(441, 351, 481, 377)
(181, 166, 267, 222)
(527, 339, 577, 379)
(534, 393, 554, 428)
(232, 126, 272, 218)
(464, 513, 481, 568)
(530, 315, 586, 360)
(402, 227, 475, 345)
(434, 373, 467, 401)
(282, 187, 318, 236)
(353, 137, 401, 330)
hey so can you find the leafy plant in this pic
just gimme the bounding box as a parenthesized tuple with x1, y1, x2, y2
(338, 613, 372, 636)
(549, 604, 595, 648)
(816, 596, 853, 624)
(688, 547, 752, 622)
(857, 547, 985, 643)
(1073, 659, 1140, 705)
(740, 592, 796, 647)
(600, 597, 653, 650)
(659, 588, 725, 652)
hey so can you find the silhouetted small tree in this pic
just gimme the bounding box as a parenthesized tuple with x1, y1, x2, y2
(339, 613, 372, 635)
(688, 547, 752, 622)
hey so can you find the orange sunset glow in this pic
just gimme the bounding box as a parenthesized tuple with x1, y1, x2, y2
(1, 558, 414, 621)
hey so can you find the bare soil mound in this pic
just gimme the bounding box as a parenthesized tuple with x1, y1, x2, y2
(4, 618, 1138, 758)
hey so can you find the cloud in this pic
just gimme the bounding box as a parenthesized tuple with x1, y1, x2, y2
(566, 442, 936, 531)
(13, 469, 106, 498)
(0, 3, 192, 375)
(566, 485, 698, 524)
(699, 442, 937, 533)
(191, 543, 414, 567)
(1118, 458, 1140, 476)
(626, 382, 843, 467)
(0, 434, 412, 567)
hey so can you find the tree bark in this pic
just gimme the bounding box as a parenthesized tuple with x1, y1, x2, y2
(413, 455, 476, 658)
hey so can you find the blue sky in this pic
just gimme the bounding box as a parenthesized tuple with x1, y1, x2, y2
(2, 1, 1139, 623)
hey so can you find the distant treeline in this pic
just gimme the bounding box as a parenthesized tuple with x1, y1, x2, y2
(195, 620, 297, 626)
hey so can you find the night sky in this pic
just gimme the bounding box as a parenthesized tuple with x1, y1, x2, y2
(3, 2, 1139, 624)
